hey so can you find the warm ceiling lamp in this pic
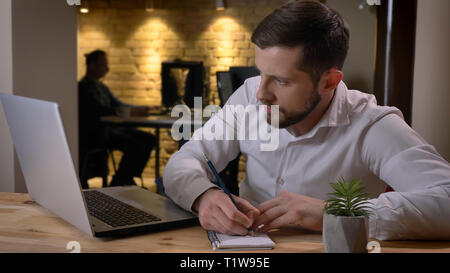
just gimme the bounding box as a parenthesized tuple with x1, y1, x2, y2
(216, 0, 225, 11)
(80, 0, 89, 13)
(145, 0, 154, 12)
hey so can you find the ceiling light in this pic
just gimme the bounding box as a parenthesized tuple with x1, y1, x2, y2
(80, 0, 89, 13)
(145, 0, 154, 12)
(216, 0, 225, 11)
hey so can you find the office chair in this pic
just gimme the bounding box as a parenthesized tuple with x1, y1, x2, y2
(79, 127, 117, 189)
(212, 67, 260, 196)
(213, 67, 260, 195)
(216, 71, 234, 107)
(229, 66, 260, 91)
(176, 140, 240, 196)
(80, 147, 146, 189)
(108, 149, 146, 189)
(216, 66, 260, 106)
(156, 67, 258, 195)
(79, 148, 110, 189)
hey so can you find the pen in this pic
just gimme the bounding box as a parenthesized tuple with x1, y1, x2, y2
(202, 153, 255, 236)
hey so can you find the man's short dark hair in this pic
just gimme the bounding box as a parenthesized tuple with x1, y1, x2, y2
(251, 0, 350, 84)
(85, 49, 106, 66)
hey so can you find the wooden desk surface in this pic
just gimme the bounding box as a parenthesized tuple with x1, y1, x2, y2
(1, 192, 449, 253)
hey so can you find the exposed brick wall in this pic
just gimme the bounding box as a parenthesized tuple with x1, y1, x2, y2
(78, 0, 286, 185)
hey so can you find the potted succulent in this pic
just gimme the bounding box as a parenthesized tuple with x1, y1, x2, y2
(322, 177, 372, 253)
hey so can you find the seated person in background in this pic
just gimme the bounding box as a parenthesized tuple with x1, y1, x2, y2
(79, 50, 156, 187)
(163, 1, 450, 240)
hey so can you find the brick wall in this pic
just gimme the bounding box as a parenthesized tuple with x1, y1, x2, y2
(78, 0, 286, 185)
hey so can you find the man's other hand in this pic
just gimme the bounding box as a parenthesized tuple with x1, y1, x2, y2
(253, 191, 326, 232)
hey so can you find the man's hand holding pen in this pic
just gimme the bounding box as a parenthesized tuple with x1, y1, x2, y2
(192, 189, 327, 236)
(192, 188, 260, 236)
(194, 154, 325, 236)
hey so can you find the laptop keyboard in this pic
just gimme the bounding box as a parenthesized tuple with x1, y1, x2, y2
(84, 190, 161, 227)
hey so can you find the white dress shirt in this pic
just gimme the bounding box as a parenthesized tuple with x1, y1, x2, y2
(163, 76, 450, 240)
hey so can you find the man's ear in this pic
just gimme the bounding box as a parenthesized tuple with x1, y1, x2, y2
(319, 68, 343, 94)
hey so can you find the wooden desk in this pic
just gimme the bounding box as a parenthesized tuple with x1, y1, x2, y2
(1, 192, 449, 253)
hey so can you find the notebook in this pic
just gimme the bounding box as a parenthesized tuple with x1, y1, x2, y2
(207, 230, 275, 251)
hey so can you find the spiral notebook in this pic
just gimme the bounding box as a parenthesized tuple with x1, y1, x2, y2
(206, 230, 275, 251)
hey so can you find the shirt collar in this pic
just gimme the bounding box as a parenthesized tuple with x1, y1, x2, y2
(285, 81, 350, 139)
(323, 80, 350, 128)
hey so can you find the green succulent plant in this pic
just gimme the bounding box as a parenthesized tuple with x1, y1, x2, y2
(325, 177, 372, 217)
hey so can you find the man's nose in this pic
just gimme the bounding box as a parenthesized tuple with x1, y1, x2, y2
(256, 77, 275, 103)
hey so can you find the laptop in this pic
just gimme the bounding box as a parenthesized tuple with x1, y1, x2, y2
(0, 93, 198, 237)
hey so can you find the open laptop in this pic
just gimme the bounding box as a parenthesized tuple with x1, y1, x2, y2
(0, 93, 198, 237)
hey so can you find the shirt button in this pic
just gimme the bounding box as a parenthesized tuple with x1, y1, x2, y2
(277, 178, 285, 185)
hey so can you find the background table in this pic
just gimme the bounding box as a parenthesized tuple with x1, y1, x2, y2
(1, 193, 450, 253)
(101, 115, 206, 179)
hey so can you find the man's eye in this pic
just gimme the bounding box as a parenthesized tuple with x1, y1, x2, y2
(275, 78, 288, 85)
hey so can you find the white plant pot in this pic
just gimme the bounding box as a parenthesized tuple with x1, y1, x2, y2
(322, 212, 369, 253)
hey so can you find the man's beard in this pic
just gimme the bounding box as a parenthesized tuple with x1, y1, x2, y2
(267, 87, 321, 128)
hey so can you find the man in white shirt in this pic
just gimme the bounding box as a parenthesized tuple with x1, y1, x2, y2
(163, 1, 450, 240)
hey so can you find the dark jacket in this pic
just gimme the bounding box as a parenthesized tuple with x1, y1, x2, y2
(78, 77, 124, 150)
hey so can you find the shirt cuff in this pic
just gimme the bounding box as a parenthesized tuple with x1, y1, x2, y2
(182, 179, 220, 213)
